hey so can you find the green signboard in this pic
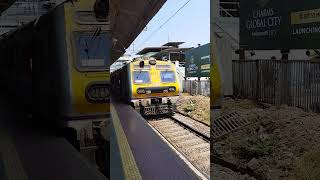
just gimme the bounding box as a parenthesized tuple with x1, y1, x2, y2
(240, 0, 320, 49)
(185, 43, 210, 77)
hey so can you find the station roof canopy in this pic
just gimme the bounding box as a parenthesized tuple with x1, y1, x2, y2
(0, 19, 35, 48)
(136, 47, 171, 55)
(2, 0, 167, 63)
(110, 0, 166, 62)
(136, 42, 186, 55)
(151, 47, 192, 60)
(0, 4, 59, 47)
(162, 42, 184, 48)
(153, 47, 192, 54)
(0, 0, 16, 14)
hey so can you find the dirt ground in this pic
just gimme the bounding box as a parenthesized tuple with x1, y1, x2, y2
(176, 94, 210, 125)
(213, 98, 320, 180)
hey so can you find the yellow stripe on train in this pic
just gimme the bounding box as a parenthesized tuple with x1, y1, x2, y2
(211, 62, 221, 107)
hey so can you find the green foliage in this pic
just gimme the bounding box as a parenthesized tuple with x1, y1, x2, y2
(184, 100, 197, 112)
(237, 135, 275, 159)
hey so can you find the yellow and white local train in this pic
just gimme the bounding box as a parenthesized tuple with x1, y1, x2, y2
(37, 0, 110, 174)
(0, 0, 110, 173)
(111, 58, 180, 116)
(0, 0, 111, 174)
(0, 0, 110, 135)
(55, 0, 110, 119)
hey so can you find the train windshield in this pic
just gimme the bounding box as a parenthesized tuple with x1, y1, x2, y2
(74, 32, 110, 71)
(133, 71, 150, 84)
(160, 71, 176, 83)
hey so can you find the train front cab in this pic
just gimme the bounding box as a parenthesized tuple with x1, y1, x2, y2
(128, 59, 180, 116)
(56, 0, 111, 175)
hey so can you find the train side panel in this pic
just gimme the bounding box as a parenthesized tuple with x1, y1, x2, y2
(63, 1, 110, 118)
(53, 5, 72, 117)
(125, 65, 132, 100)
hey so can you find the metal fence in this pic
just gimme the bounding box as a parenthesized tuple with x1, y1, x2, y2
(233, 60, 320, 113)
(183, 80, 210, 96)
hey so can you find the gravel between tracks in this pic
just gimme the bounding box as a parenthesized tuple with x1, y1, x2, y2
(148, 118, 210, 178)
(172, 113, 210, 138)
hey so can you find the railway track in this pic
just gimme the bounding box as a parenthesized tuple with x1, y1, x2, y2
(148, 114, 210, 179)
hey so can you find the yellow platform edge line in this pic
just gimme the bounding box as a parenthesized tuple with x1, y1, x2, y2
(110, 104, 142, 180)
(0, 133, 28, 180)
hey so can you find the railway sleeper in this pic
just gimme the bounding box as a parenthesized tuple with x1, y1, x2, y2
(175, 139, 205, 148)
(169, 134, 196, 142)
(152, 120, 175, 125)
(160, 127, 185, 134)
(186, 143, 210, 151)
(185, 146, 210, 155)
(165, 130, 189, 137)
(185, 151, 210, 160)
(154, 123, 178, 130)
(192, 153, 212, 162)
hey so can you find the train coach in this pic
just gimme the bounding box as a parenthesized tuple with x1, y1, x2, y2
(0, 0, 110, 174)
(31, 0, 111, 143)
(111, 58, 180, 116)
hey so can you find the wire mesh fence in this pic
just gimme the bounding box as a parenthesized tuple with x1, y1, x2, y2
(233, 60, 320, 113)
(183, 80, 210, 96)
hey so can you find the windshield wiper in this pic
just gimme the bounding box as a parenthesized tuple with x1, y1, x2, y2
(84, 38, 90, 59)
(136, 70, 142, 80)
(136, 71, 146, 83)
(91, 28, 103, 59)
(92, 27, 101, 40)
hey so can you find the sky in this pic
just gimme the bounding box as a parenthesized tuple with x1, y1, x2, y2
(125, 0, 210, 56)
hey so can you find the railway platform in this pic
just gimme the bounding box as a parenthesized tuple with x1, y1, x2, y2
(0, 129, 107, 180)
(110, 99, 202, 179)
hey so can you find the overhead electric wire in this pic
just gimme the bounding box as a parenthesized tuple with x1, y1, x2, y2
(135, 0, 192, 51)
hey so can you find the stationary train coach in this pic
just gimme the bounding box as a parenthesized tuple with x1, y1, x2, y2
(0, 0, 110, 174)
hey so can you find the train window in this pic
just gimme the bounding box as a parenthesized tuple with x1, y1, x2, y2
(73, 32, 110, 71)
(133, 71, 150, 84)
(160, 71, 176, 83)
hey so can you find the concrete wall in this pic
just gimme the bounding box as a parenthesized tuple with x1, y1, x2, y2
(216, 34, 233, 96)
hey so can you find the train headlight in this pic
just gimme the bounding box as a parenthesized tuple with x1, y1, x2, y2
(163, 90, 168, 93)
(146, 90, 151, 94)
(168, 87, 176, 92)
(149, 59, 157, 65)
(86, 82, 110, 103)
(137, 88, 146, 94)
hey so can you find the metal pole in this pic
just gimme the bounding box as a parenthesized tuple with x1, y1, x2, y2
(280, 49, 290, 105)
(239, 48, 245, 60)
(198, 77, 201, 95)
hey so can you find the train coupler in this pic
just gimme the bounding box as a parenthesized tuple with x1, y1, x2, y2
(140, 104, 173, 116)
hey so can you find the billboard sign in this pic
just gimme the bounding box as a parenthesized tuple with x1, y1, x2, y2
(240, 0, 320, 49)
(185, 43, 210, 77)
